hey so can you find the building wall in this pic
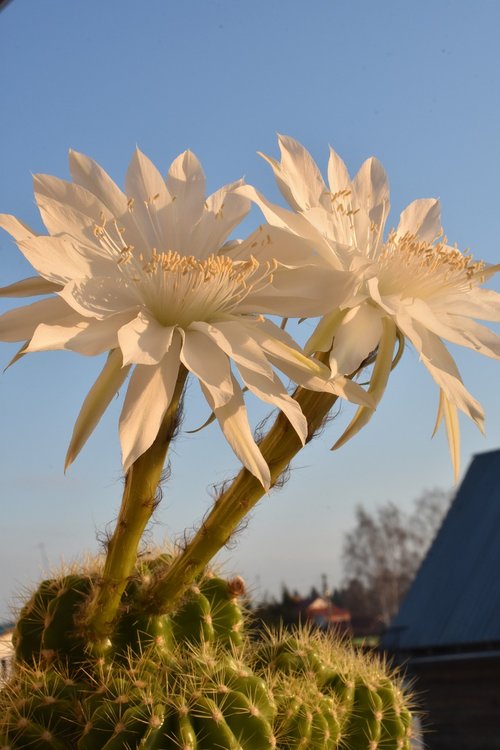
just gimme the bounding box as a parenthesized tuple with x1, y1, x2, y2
(410, 653, 500, 750)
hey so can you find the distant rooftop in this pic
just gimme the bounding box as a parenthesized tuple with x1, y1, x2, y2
(382, 448, 500, 652)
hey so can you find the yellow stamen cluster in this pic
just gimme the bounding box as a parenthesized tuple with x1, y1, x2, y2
(378, 230, 484, 298)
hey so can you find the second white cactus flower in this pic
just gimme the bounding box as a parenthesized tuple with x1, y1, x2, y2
(245, 135, 500, 479)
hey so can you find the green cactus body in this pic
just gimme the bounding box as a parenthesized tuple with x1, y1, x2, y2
(319, 670, 355, 723)
(377, 683, 413, 750)
(170, 587, 215, 645)
(112, 612, 174, 662)
(2, 573, 415, 750)
(199, 577, 245, 647)
(13, 579, 59, 665)
(343, 682, 383, 750)
(277, 697, 313, 749)
(13, 575, 102, 672)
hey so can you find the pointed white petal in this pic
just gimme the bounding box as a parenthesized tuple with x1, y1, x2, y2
(17, 235, 112, 284)
(247, 318, 330, 383)
(238, 263, 356, 318)
(191, 179, 250, 259)
(0, 213, 38, 242)
(69, 150, 129, 216)
(235, 185, 338, 266)
(27, 312, 132, 356)
(329, 305, 384, 375)
(238, 363, 307, 444)
(59, 276, 142, 319)
(180, 328, 233, 408)
(119, 332, 182, 470)
(304, 309, 347, 356)
(226, 223, 328, 269)
(434, 288, 500, 322)
(0, 276, 61, 297)
(396, 198, 442, 243)
(260, 135, 326, 211)
(0, 297, 80, 342)
(327, 146, 351, 194)
(65, 349, 131, 470)
(352, 156, 390, 223)
(118, 312, 175, 365)
(201, 376, 271, 489)
(164, 150, 206, 251)
(400, 316, 485, 430)
(190, 320, 274, 379)
(436, 390, 461, 483)
(125, 148, 171, 251)
(332, 317, 397, 449)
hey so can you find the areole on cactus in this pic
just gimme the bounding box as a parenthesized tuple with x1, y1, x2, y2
(3, 136, 499, 749)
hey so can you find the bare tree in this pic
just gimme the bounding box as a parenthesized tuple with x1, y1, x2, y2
(341, 489, 450, 624)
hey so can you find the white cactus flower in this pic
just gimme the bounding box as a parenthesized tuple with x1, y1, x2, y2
(244, 135, 500, 479)
(0, 147, 370, 487)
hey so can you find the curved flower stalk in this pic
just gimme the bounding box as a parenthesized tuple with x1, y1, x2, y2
(242, 135, 500, 480)
(0, 147, 368, 489)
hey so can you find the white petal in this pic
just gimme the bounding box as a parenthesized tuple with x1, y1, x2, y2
(119, 332, 182, 470)
(396, 198, 441, 243)
(69, 150, 129, 216)
(238, 264, 357, 318)
(260, 135, 326, 211)
(180, 328, 233, 408)
(352, 157, 390, 224)
(59, 276, 141, 319)
(190, 179, 250, 259)
(332, 318, 397, 449)
(235, 185, 338, 266)
(0, 213, 38, 242)
(27, 312, 132, 356)
(118, 312, 175, 365)
(246, 318, 330, 383)
(17, 235, 112, 284)
(238, 363, 307, 444)
(65, 349, 131, 470)
(438, 390, 461, 483)
(329, 305, 384, 375)
(190, 320, 274, 379)
(0, 297, 80, 342)
(164, 150, 206, 251)
(434, 288, 500, 322)
(125, 148, 171, 251)
(201, 376, 271, 488)
(401, 317, 484, 429)
(226, 223, 330, 269)
(327, 146, 351, 194)
(0, 276, 61, 297)
(348, 158, 389, 254)
(397, 297, 500, 359)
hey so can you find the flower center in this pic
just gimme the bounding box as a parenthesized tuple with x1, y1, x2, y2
(92, 217, 277, 326)
(377, 230, 484, 299)
(134, 250, 276, 326)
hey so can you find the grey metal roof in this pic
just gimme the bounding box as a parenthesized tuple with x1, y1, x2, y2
(382, 448, 500, 651)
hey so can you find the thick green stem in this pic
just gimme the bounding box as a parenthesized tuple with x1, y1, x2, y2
(144, 380, 339, 614)
(84, 366, 188, 647)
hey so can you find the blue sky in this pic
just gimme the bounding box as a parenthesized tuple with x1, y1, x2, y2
(1, 0, 500, 619)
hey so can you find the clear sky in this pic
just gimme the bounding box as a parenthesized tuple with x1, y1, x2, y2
(1, 0, 500, 620)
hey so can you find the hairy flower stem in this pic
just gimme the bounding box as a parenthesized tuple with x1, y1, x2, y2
(144, 366, 340, 615)
(84, 366, 188, 648)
